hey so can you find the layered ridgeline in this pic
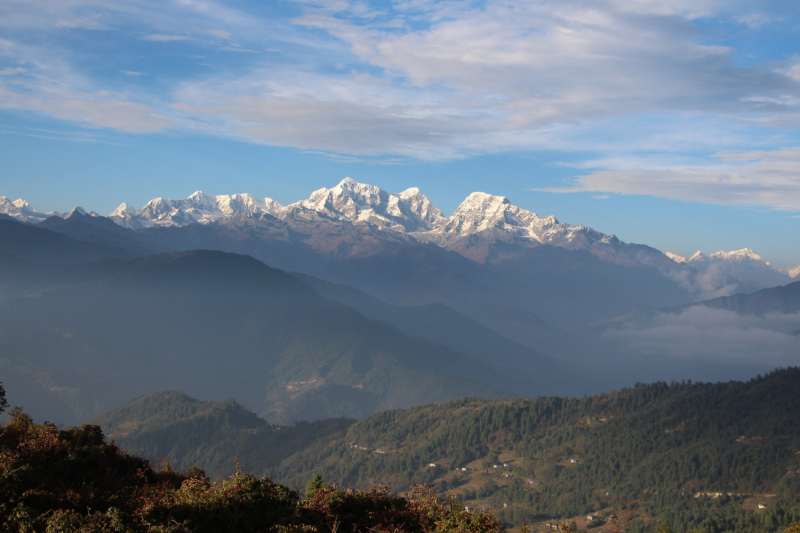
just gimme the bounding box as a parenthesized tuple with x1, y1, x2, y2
(0, 237, 570, 425)
(692, 280, 800, 316)
(93, 369, 800, 533)
(6, 178, 793, 305)
(3, 180, 697, 331)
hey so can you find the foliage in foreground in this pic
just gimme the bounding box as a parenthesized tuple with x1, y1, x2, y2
(0, 409, 502, 533)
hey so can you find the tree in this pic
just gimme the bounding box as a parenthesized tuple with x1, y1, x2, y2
(0, 382, 7, 414)
(655, 523, 673, 533)
(306, 473, 324, 499)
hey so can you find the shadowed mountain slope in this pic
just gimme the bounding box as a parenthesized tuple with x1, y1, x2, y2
(38, 211, 171, 256)
(0, 217, 136, 265)
(0, 250, 513, 425)
(293, 273, 571, 391)
(693, 280, 800, 315)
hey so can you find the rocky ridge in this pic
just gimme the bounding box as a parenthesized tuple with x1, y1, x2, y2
(4, 178, 791, 297)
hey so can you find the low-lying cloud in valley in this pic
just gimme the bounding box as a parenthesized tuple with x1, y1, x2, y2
(603, 307, 800, 375)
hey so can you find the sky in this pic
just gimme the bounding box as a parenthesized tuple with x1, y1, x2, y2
(2, 0, 800, 268)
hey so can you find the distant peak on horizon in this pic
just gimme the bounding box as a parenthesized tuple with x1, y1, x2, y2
(682, 247, 765, 264)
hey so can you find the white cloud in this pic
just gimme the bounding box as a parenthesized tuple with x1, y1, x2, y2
(0, 86, 175, 132)
(207, 29, 232, 39)
(55, 14, 109, 30)
(140, 34, 190, 42)
(1, 0, 800, 190)
(145, 0, 800, 163)
(0, 67, 25, 75)
(604, 306, 800, 367)
(0, 38, 175, 133)
(541, 146, 800, 211)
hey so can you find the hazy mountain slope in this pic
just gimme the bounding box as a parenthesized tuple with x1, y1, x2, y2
(89, 390, 354, 478)
(132, 213, 692, 329)
(693, 280, 800, 315)
(38, 211, 171, 256)
(0, 218, 137, 265)
(319, 244, 691, 327)
(294, 273, 572, 393)
(485, 246, 692, 326)
(131, 213, 422, 276)
(0, 250, 509, 425)
(92, 370, 800, 532)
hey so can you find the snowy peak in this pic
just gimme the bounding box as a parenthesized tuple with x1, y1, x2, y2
(111, 202, 137, 218)
(782, 265, 800, 278)
(66, 206, 88, 217)
(689, 248, 766, 265)
(287, 177, 444, 231)
(0, 196, 49, 223)
(437, 191, 593, 244)
(665, 252, 686, 263)
(110, 192, 284, 229)
(396, 187, 444, 228)
(443, 192, 519, 234)
(709, 248, 763, 263)
(687, 248, 790, 290)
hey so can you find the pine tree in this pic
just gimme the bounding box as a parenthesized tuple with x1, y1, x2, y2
(306, 473, 324, 499)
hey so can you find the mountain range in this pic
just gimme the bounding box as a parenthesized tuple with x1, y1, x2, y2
(4, 178, 796, 297)
(2, 178, 800, 425)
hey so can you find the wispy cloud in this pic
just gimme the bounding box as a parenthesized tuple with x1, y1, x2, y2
(0, 67, 26, 76)
(55, 14, 109, 30)
(140, 34, 190, 42)
(1, 0, 799, 210)
(207, 29, 231, 39)
(540, 146, 800, 211)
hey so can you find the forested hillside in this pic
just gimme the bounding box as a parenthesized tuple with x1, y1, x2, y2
(94, 369, 800, 533)
(91, 390, 354, 481)
(0, 384, 501, 533)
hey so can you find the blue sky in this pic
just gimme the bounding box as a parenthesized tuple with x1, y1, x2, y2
(1, 0, 800, 267)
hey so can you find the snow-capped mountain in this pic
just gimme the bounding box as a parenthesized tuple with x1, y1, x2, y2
(781, 265, 800, 278)
(285, 177, 444, 232)
(109, 191, 284, 229)
(421, 192, 616, 255)
(0, 197, 94, 222)
(108, 179, 443, 232)
(3, 178, 794, 299)
(0, 197, 52, 223)
(666, 248, 791, 289)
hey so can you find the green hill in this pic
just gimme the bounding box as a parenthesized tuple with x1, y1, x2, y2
(91, 390, 354, 481)
(94, 369, 800, 533)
